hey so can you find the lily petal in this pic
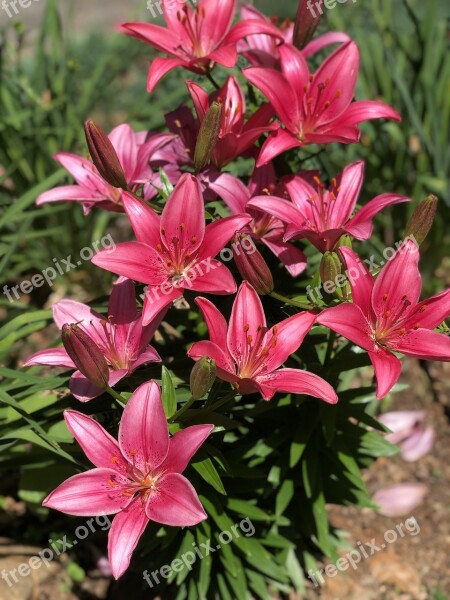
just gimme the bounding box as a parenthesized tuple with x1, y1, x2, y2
(42, 468, 130, 516)
(263, 312, 316, 372)
(161, 174, 204, 256)
(256, 129, 302, 166)
(227, 282, 266, 365)
(339, 247, 375, 320)
(317, 303, 375, 353)
(23, 347, 75, 369)
(368, 348, 403, 399)
(244, 67, 299, 133)
(188, 340, 236, 376)
(194, 297, 229, 346)
(256, 368, 338, 403)
(118, 381, 169, 472)
(64, 410, 127, 472)
(161, 424, 214, 474)
(147, 57, 187, 93)
(146, 472, 207, 526)
(122, 191, 161, 246)
(108, 499, 149, 579)
(92, 242, 166, 286)
(199, 214, 252, 260)
(189, 260, 237, 294)
(345, 193, 410, 239)
(392, 329, 450, 361)
(53, 299, 103, 332)
(373, 483, 427, 517)
(371, 239, 421, 324)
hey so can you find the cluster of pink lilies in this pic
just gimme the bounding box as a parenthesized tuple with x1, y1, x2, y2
(25, 0, 449, 579)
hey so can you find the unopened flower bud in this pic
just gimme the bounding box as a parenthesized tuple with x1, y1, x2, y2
(233, 234, 274, 295)
(404, 195, 438, 246)
(320, 251, 341, 288)
(84, 120, 128, 190)
(336, 234, 352, 250)
(194, 100, 222, 173)
(293, 0, 323, 50)
(62, 324, 109, 390)
(190, 357, 216, 400)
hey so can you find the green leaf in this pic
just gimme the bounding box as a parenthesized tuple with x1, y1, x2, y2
(275, 480, 294, 517)
(161, 366, 177, 418)
(192, 457, 227, 495)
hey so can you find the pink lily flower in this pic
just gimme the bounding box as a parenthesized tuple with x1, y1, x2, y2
(188, 281, 337, 402)
(372, 483, 427, 517)
(205, 162, 307, 275)
(243, 42, 401, 165)
(37, 124, 174, 214)
(92, 174, 252, 325)
(43, 381, 213, 578)
(378, 411, 435, 462)
(186, 76, 277, 169)
(24, 278, 162, 402)
(121, 0, 283, 93)
(237, 4, 350, 69)
(317, 241, 450, 399)
(247, 161, 409, 252)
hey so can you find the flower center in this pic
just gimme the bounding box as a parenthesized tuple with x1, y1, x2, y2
(238, 323, 277, 379)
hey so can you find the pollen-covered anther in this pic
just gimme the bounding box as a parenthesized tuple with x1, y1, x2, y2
(385, 310, 391, 317)
(244, 324, 250, 332)
(271, 337, 278, 348)
(180, 223, 185, 232)
(191, 236, 197, 244)
(313, 176, 325, 188)
(420, 305, 427, 312)
(108, 479, 116, 489)
(111, 456, 118, 464)
(247, 335, 253, 345)
(382, 293, 388, 301)
(399, 327, 407, 335)
(156, 243, 163, 252)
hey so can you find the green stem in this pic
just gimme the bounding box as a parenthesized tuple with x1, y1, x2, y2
(324, 330, 336, 366)
(206, 72, 220, 90)
(204, 390, 237, 414)
(270, 291, 313, 310)
(105, 386, 127, 408)
(170, 395, 196, 422)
